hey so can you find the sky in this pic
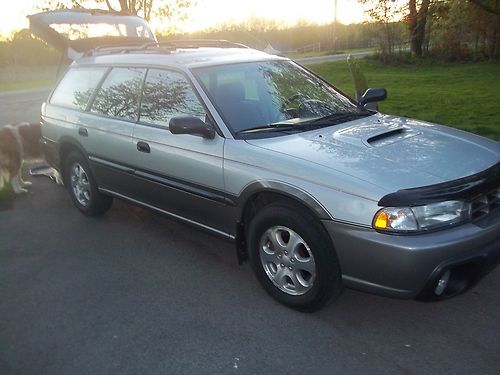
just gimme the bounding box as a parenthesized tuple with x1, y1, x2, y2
(0, 0, 370, 38)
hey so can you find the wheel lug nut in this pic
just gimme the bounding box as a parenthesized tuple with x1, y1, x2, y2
(277, 253, 282, 258)
(291, 258, 295, 263)
(288, 266, 293, 270)
(280, 263, 285, 268)
(284, 251, 288, 255)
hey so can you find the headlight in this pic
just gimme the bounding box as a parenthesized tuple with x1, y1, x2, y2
(373, 200, 470, 233)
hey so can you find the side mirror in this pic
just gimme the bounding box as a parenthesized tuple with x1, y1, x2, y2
(169, 116, 215, 139)
(359, 88, 387, 107)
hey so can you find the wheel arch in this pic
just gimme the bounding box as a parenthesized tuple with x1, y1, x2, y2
(234, 181, 333, 264)
(58, 136, 89, 185)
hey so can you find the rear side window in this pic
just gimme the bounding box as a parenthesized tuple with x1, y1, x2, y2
(50, 67, 107, 110)
(90, 67, 146, 122)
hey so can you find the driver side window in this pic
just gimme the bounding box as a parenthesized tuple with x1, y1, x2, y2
(140, 69, 206, 128)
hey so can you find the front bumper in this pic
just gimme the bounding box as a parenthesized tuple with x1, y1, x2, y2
(322, 210, 500, 299)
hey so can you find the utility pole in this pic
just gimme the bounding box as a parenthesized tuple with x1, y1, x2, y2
(332, 0, 338, 52)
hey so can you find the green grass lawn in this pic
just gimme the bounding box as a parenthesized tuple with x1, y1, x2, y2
(308, 60, 500, 141)
(0, 79, 56, 91)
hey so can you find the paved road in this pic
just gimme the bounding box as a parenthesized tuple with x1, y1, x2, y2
(2, 176, 499, 375)
(0, 87, 52, 125)
(295, 50, 372, 64)
(1, 76, 499, 375)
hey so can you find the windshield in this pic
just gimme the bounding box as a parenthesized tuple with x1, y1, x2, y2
(194, 60, 369, 137)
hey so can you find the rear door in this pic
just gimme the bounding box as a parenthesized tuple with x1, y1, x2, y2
(83, 66, 147, 197)
(28, 9, 156, 60)
(132, 68, 228, 233)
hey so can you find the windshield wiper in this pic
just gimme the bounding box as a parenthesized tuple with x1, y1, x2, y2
(236, 112, 373, 135)
(236, 122, 331, 135)
(306, 112, 372, 124)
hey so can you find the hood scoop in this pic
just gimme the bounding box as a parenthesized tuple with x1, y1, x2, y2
(365, 127, 419, 147)
(367, 128, 405, 144)
(330, 118, 420, 148)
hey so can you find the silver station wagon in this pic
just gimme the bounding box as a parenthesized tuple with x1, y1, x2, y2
(32, 10, 500, 311)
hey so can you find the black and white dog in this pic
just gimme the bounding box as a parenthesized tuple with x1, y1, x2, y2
(0, 122, 44, 193)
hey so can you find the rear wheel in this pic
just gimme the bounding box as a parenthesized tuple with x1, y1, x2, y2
(65, 151, 112, 216)
(247, 204, 342, 312)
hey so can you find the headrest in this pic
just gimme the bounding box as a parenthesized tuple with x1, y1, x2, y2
(215, 82, 245, 104)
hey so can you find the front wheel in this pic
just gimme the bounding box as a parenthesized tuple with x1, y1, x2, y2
(247, 204, 342, 312)
(65, 151, 113, 216)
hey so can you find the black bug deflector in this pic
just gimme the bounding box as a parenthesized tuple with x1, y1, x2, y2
(378, 162, 500, 207)
(28, 9, 156, 60)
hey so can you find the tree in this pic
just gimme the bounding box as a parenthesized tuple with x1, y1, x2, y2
(429, 0, 499, 60)
(358, 0, 404, 60)
(407, 0, 431, 56)
(470, 0, 500, 15)
(468, 0, 500, 58)
(428, 0, 471, 60)
(39, 0, 194, 22)
(359, 1, 432, 57)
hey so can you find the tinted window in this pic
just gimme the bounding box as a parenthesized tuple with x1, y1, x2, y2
(140, 69, 206, 128)
(51, 67, 107, 110)
(91, 67, 145, 121)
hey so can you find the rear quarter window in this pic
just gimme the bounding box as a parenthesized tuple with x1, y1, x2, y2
(50, 67, 107, 110)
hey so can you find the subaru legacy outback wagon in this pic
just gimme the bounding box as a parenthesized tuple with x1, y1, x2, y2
(31, 9, 500, 311)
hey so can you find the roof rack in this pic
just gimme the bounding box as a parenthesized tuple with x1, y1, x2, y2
(157, 39, 250, 49)
(87, 41, 162, 55)
(85, 39, 250, 57)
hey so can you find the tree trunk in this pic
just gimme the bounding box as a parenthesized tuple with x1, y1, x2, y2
(118, 0, 130, 12)
(474, 24, 480, 60)
(408, 0, 431, 57)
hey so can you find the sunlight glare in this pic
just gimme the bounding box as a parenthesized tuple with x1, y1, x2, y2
(170, 0, 368, 32)
(0, 0, 369, 38)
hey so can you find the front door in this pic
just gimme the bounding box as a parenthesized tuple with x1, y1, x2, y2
(132, 68, 228, 234)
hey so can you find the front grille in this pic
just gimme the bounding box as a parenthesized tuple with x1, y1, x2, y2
(470, 188, 500, 220)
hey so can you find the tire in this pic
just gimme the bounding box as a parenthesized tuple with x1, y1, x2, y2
(247, 204, 342, 312)
(65, 151, 113, 216)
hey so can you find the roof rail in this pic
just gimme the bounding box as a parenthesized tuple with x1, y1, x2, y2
(84, 42, 169, 56)
(86, 39, 250, 55)
(84, 39, 250, 57)
(156, 39, 250, 49)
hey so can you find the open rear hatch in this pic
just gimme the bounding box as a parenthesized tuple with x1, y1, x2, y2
(28, 9, 157, 60)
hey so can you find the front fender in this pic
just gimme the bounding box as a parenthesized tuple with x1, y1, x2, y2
(235, 180, 332, 221)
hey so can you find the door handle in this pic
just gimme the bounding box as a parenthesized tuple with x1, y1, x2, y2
(137, 141, 151, 153)
(78, 127, 88, 137)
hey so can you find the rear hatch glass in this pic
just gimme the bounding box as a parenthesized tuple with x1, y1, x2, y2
(28, 9, 156, 60)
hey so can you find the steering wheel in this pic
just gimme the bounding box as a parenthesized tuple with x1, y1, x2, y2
(282, 93, 308, 108)
(297, 99, 336, 118)
(281, 93, 309, 119)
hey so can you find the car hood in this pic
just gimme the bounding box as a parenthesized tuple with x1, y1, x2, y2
(246, 114, 500, 193)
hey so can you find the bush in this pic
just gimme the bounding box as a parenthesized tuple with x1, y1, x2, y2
(0, 29, 60, 67)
